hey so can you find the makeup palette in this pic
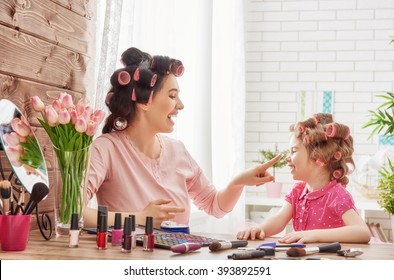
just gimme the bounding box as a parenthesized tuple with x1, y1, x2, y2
(136, 232, 223, 250)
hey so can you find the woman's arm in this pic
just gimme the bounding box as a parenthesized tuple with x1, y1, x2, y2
(278, 209, 371, 244)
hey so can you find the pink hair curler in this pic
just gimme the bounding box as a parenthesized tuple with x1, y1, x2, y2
(118, 71, 131, 86)
(105, 92, 114, 105)
(150, 74, 157, 87)
(175, 64, 184, 77)
(325, 123, 337, 138)
(131, 88, 137, 101)
(332, 169, 343, 179)
(133, 68, 140, 81)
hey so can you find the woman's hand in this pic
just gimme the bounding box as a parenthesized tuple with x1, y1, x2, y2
(231, 154, 283, 187)
(141, 199, 185, 228)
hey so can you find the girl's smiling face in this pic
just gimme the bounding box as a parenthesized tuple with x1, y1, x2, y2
(286, 135, 316, 181)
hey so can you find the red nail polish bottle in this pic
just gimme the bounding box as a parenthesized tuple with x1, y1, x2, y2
(111, 213, 123, 246)
(97, 214, 108, 250)
(122, 217, 132, 253)
(143, 216, 154, 251)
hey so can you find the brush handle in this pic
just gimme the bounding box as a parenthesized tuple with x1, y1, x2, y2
(318, 242, 341, 253)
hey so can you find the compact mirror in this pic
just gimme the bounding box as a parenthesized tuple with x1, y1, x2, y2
(0, 99, 49, 193)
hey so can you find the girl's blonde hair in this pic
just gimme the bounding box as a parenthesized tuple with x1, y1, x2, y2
(289, 113, 354, 186)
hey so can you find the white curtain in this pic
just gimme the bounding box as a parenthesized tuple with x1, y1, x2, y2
(93, 0, 246, 234)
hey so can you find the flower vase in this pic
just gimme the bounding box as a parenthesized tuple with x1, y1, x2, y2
(53, 145, 91, 236)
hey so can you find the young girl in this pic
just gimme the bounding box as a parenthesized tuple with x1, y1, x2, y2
(237, 113, 371, 243)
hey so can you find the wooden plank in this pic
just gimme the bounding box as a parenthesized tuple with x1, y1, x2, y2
(0, 25, 89, 93)
(0, 73, 85, 126)
(0, 0, 92, 54)
(50, 0, 92, 19)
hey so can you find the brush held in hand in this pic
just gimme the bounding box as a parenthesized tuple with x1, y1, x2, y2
(24, 182, 49, 215)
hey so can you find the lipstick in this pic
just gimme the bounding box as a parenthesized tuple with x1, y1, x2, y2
(122, 217, 132, 253)
(97, 214, 108, 250)
(111, 213, 123, 246)
(143, 216, 154, 251)
(171, 242, 202, 253)
(209, 240, 248, 251)
(69, 213, 79, 248)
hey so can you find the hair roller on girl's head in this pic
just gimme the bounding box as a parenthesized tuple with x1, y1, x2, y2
(332, 169, 343, 179)
(118, 71, 131, 86)
(325, 123, 351, 140)
(137, 68, 158, 89)
(297, 124, 306, 133)
(334, 151, 342, 160)
(325, 123, 337, 138)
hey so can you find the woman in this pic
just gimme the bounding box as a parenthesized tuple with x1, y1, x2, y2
(85, 47, 280, 228)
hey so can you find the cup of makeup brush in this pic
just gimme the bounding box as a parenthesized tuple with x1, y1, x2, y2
(1, 214, 32, 251)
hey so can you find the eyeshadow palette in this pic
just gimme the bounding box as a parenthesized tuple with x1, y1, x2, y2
(136, 232, 223, 250)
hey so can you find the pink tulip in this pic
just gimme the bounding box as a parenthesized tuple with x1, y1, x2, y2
(82, 106, 93, 121)
(75, 102, 85, 116)
(75, 117, 87, 133)
(61, 93, 74, 109)
(6, 145, 23, 166)
(91, 109, 106, 125)
(11, 118, 31, 137)
(45, 106, 59, 127)
(58, 108, 71, 124)
(52, 100, 62, 112)
(31, 96, 45, 112)
(69, 108, 78, 124)
(86, 120, 99, 136)
(58, 92, 67, 103)
(3, 132, 21, 146)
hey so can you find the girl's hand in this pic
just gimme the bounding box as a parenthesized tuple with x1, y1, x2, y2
(278, 230, 318, 244)
(236, 226, 266, 241)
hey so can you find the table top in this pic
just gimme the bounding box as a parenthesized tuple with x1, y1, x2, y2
(1, 230, 393, 260)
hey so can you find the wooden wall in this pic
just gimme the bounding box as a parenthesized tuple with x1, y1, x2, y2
(0, 0, 94, 228)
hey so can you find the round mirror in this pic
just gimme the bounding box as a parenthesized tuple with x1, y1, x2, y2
(0, 99, 49, 193)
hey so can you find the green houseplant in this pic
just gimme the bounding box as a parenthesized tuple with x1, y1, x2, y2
(255, 145, 288, 198)
(363, 91, 394, 216)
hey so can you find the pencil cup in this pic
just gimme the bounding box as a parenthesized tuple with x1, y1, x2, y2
(1, 214, 32, 251)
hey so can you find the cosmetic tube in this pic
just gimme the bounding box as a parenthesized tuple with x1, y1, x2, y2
(122, 217, 132, 253)
(97, 215, 108, 250)
(143, 216, 154, 251)
(69, 213, 79, 248)
(111, 213, 123, 246)
(129, 214, 136, 249)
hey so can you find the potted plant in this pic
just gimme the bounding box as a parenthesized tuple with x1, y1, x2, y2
(255, 145, 288, 198)
(363, 91, 394, 241)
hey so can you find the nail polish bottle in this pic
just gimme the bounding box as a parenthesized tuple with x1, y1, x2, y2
(129, 214, 136, 249)
(69, 213, 79, 248)
(97, 214, 108, 250)
(111, 213, 123, 246)
(122, 217, 132, 253)
(143, 216, 154, 251)
(97, 205, 108, 233)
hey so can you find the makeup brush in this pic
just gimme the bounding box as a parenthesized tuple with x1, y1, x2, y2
(24, 182, 49, 215)
(15, 187, 25, 215)
(0, 180, 12, 214)
(209, 240, 248, 252)
(286, 242, 341, 257)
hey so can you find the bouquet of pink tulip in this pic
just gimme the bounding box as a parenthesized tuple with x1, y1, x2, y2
(3, 115, 45, 171)
(31, 92, 105, 229)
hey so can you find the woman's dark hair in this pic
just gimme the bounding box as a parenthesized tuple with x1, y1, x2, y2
(102, 48, 184, 133)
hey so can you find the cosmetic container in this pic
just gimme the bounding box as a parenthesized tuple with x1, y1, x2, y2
(111, 213, 123, 246)
(129, 214, 136, 249)
(143, 216, 154, 251)
(122, 217, 132, 253)
(97, 205, 108, 233)
(97, 214, 108, 250)
(69, 213, 79, 248)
